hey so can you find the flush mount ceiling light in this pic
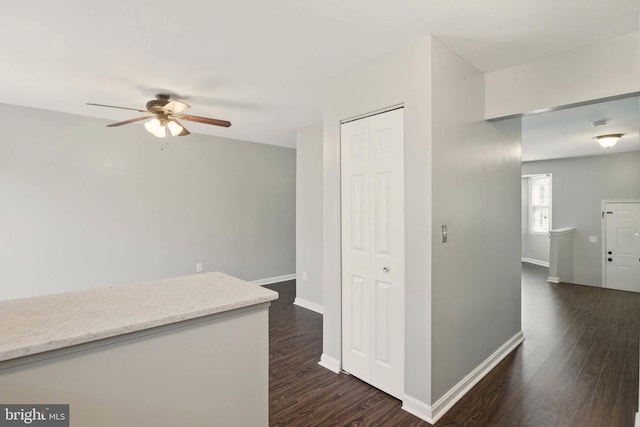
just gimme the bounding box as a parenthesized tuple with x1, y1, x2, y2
(594, 133, 624, 148)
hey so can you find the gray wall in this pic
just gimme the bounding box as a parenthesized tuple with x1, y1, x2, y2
(522, 234, 550, 265)
(430, 37, 522, 402)
(523, 151, 640, 286)
(324, 37, 433, 403)
(295, 123, 323, 310)
(323, 35, 522, 407)
(0, 103, 296, 300)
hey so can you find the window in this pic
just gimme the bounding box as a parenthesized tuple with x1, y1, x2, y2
(529, 175, 551, 234)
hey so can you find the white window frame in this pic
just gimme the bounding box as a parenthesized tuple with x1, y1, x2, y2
(523, 173, 552, 236)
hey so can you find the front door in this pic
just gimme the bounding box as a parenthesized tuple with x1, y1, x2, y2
(604, 202, 640, 292)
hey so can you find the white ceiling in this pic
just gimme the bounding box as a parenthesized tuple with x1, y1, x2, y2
(522, 96, 640, 162)
(1, 1, 639, 148)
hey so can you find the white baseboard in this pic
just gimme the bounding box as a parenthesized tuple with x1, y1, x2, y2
(294, 297, 323, 314)
(521, 258, 550, 268)
(402, 394, 434, 423)
(635, 411, 639, 427)
(547, 276, 560, 284)
(430, 331, 525, 423)
(403, 331, 525, 424)
(318, 353, 341, 373)
(251, 274, 296, 286)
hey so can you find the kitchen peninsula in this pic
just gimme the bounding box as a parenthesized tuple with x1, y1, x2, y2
(0, 272, 278, 426)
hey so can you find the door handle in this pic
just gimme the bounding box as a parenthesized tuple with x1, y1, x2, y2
(383, 267, 390, 273)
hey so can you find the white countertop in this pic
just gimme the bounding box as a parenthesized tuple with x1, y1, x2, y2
(0, 272, 278, 362)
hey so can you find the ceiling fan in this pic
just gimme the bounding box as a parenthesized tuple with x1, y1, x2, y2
(87, 93, 231, 138)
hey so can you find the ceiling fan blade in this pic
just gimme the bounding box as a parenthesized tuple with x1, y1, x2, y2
(162, 100, 190, 115)
(87, 103, 148, 113)
(106, 116, 153, 127)
(176, 114, 231, 128)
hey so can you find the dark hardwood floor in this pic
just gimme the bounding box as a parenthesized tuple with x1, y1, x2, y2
(265, 264, 640, 426)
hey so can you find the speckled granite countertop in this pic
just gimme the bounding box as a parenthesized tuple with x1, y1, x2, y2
(0, 272, 278, 363)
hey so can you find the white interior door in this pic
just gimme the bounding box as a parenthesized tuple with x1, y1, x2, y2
(341, 108, 404, 399)
(605, 202, 640, 292)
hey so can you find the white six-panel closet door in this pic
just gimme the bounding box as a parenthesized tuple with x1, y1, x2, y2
(341, 107, 405, 399)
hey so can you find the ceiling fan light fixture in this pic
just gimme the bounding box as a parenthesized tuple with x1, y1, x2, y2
(88, 93, 231, 137)
(595, 133, 623, 148)
(144, 118, 167, 138)
(167, 119, 185, 136)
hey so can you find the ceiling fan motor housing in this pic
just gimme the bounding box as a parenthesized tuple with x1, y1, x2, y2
(146, 94, 171, 113)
